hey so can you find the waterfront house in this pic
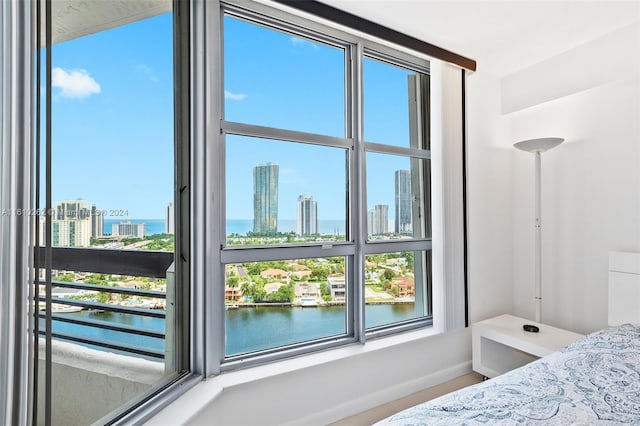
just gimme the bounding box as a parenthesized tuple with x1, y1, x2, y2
(263, 282, 287, 295)
(224, 284, 242, 302)
(260, 268, 289, 280)
(327, 276, 347, 302)
(293, 283, 321, 303)
(391, 277, 415, 298)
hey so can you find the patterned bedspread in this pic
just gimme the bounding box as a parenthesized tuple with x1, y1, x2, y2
(376, 324, 640, 425)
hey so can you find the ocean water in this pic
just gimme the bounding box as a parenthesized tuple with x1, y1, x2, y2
(103, 219, 346, 237)
(227, 219, 346, 236)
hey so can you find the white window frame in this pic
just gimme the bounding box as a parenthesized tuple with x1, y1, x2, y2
(200, 0, 435, 373)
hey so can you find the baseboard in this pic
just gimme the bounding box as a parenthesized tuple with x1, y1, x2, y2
(284, 360, 473, 426)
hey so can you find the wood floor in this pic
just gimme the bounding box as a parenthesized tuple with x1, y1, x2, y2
(328, 372, 483, 426)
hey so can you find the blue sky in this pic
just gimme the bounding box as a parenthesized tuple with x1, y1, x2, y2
(49, 12, 418, 222)
(50, 14, 173, 219)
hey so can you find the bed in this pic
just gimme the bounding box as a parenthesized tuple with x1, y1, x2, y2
(377, 252, 640, 425)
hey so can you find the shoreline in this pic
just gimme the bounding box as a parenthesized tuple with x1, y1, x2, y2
(227, 300, 415, 308)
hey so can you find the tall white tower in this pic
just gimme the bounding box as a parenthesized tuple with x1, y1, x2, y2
(296, 195, 317, 236)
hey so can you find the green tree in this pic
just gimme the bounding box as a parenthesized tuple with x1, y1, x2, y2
(96, 292, 109, 304)
(383, 269, 396, 281)
(310, 267, 328, 281)
(138, 281, 152, 290)
(241, 281, 253, 298)
(245, 263, 262, 276)
(85, 274, 107, 286)
(401, 251, 414, 268)
(57, 273, 74, 282)
(266, 285, 293, 303)
(320, 282, 330, 296)
(254, 284, 267, 302)
(241, 281, 267, 302)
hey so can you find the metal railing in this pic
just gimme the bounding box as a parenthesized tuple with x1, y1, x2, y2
(37, 247, 174, 359)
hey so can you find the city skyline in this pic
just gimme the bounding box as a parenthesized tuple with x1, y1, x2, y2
(51, 13, 413, 221)
(39, 198, 168, 247)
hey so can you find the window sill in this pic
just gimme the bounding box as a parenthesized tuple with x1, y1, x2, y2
(224, 325, 440, 385)
(148, 326, 445, 425)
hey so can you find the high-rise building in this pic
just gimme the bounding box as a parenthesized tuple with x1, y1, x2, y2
(55, 199, 91, 221)
(367, 209, 375, 236)
(112, 221, 146, 238)
(55, 199, 103, 237)
(253, 162, 279, 234)
(90, 204, 104, 238)
(166, 202, 175, 234)
(373, 204, 389, 235)
(395, 170, 412, 234)
(39, 215, 92, 247)
(296, 195, 317, 236)
(40, 199, 100, 246)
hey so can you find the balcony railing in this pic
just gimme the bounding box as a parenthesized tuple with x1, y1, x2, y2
(37, 246, 174, 360)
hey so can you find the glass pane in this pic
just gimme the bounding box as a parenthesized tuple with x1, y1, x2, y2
(363, 57, 428, 148)
(365, 250, 430, 329)
(225, 257, 347, 356)
(226, 135, 348, 245)
(224, 15, 345, 137)
(366, 153, 430, 240)
(37, 5, 177, 424)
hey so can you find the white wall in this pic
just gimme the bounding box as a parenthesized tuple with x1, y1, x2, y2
(37, 340, 164, 426)
(506, 23, 640, 334)
(466, 70, 515, 324)
(150, 329, 473, 426)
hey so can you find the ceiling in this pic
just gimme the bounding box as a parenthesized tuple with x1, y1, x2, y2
(44, 0, 639, 77)
(43, 0, 170, 45)
(319, 0, 640, 76)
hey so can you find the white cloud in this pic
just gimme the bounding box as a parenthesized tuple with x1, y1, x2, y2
(135, 64, 159, 82)
(289, 36, 319, 50)
(225, 90, 248, 101)
(52, 67, 101, 99)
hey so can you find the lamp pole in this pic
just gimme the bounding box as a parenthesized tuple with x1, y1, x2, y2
(534, 150, 542, 323)
(514, 137, 564, 324)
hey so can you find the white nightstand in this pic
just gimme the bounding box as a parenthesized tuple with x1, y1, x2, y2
(472, 314, 583, 379)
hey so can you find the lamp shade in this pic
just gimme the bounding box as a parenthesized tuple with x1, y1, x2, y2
(514, 137, 564, 153)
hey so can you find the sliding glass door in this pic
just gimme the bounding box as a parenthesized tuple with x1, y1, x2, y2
(34, 2, 186, 424)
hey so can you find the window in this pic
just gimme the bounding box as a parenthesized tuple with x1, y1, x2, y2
(219, 7, 432, 362)
(225, 135, 348, 245)
(33, 3, 186, 424)
(4, 0, 468, 422)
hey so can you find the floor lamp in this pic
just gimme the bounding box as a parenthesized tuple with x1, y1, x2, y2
(514, 137, 564, 330)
